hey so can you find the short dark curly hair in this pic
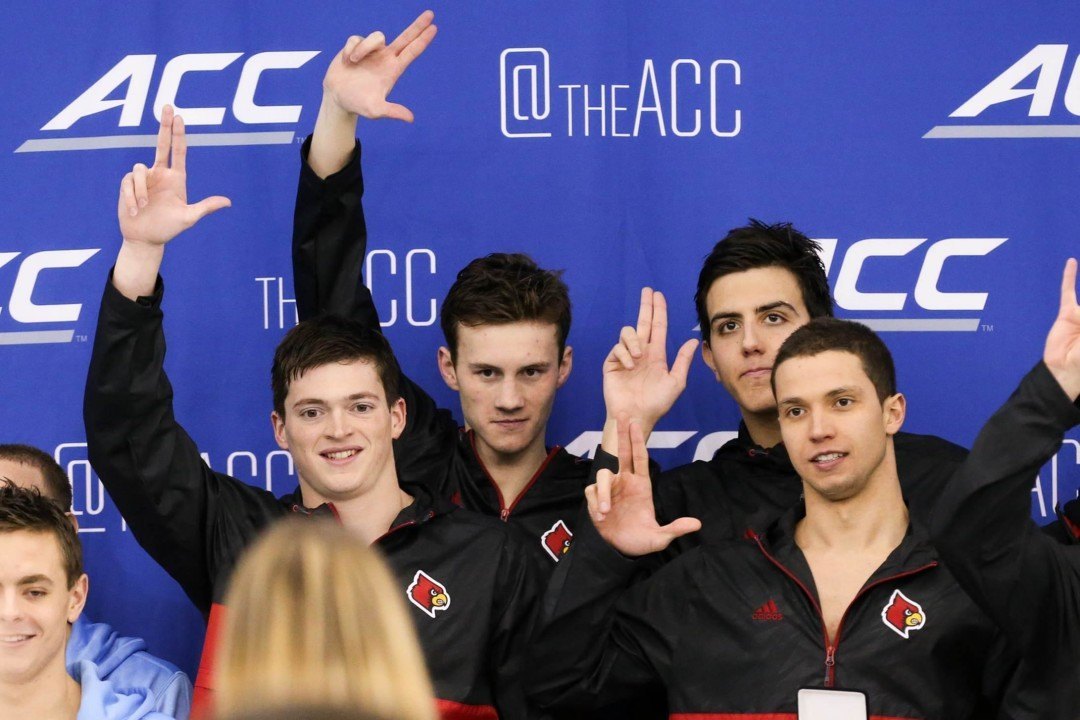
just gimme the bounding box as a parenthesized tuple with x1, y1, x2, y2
(772, 318, 896, 403)
(440, 253, 571, 362)
(0, 444, 72, 510)
(695, 219, 832, 342)
(272, 315, 402, 417)
(0, 479, 83, 587)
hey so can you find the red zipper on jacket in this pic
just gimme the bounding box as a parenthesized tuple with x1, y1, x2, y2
(751, 532, 938, 687)
(470, 432, 560, 521)
(373, 510, 436, 544)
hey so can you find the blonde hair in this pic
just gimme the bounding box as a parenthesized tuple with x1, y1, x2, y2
(215, 519, 437, 720)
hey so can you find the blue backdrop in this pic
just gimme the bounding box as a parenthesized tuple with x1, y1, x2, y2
(1, 1, 1077, 679)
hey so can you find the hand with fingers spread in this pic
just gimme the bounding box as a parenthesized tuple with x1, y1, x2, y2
(586, 420, 701, 558)
(117, 105, 231, 247)
(1044, 258, 1080, 401)
(602, 288, 699, 442)
(113, 105, 231, 300)
(322, 10, 438, 123)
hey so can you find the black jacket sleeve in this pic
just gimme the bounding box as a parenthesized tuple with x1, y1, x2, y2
(83, 277, 274, 615)
(527, 509, 681, 712)
(930, 361, 1080, 652)
(292, 136, 460, 499)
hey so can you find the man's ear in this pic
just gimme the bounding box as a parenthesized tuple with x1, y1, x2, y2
(66, 512, 79, 533)
(700, 341, 720, 380)
(271, 411, 289, 450)
(556, 345, 573, 388)
(438, 347, 460, 391)
(389, 397, 407, 440)
(67, 574, 88, 624)
(883, 393, 906, 436)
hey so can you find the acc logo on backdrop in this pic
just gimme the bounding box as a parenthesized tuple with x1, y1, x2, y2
(541, 519, 573, 562)
(881, 589, 926, 639)
(0, 249, 100, 346)
(925, 44, 1080, 138)
(500, 48, 742, 139)
(17, 51, 321, 153)
(408, 570, 451, 618)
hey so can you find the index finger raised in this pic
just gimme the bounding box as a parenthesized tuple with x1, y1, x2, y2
(389, 10, 434, 54)
(170, 113, 187, 171)
(1061, 258, 1078, 316)
(153, 105, 173, 167)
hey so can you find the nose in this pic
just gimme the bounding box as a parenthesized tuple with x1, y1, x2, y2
(495, 379, 525, 412)
(0, 590, 23, 622)
(808, 409, 835, 442)
(741, 322, 762, 355)
(325, 408, 353, 439)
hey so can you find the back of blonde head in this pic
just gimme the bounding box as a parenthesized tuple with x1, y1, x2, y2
(215, 519, 437, 720)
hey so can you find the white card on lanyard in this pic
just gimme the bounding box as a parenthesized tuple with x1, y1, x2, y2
(797, 687, 868, 720)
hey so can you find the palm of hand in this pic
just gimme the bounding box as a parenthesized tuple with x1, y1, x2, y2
(324, 52, 400, 118)
(604, 347, 680, 422)
(595, 469, 667, 557)
(117, 166, 191, 246)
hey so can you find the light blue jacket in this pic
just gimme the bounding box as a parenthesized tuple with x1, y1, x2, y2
(67, 616, 192, 720)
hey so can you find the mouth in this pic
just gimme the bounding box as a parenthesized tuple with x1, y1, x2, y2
(740, 366, 771, 379)
(0, 634, 34, 645)
(320, 447, 363, 464)
(491, 419, 527, 430)
(810, 451, 848, 470)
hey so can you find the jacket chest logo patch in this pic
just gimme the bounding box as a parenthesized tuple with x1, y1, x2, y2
(751, 598, 784, 622)
(541, 519, 574, 562)
(407, 570, 451, 618)
(881, 589, 926, 638)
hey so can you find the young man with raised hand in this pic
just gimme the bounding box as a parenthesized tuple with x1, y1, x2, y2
(291, 13, 590, 567)
(0, 480, 180, 719)
(84, 83, 543, 720)
(528, 319, 1016, 718)
(595, 222, 982, 561)
(930, 258, 1080, 719)
(0, 444, 193, 719)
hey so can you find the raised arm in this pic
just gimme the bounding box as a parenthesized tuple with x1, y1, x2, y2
(293, 12, 437, 323)
(86, 108, 240, 613)
(931, 258, 1080, 652)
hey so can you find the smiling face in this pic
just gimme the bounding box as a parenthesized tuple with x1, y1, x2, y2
(438, 321, 572, 463)
(272, 360, 406, 508)
(0, 530, 86, 686)
(773, 350, 905, 503)
(701, 266, 811, 416)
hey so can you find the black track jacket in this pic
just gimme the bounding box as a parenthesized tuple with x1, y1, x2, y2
(931, 362, 1080, 720)
(291, 138, 592, 568)
(83, 277, 543, 720)
(528, 503, 1015, 719)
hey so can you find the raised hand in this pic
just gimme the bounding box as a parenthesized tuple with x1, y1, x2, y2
(1044, 258, 1080, 401)
(117, 105, 231, 247)
(322, 10, 438, 122)
(603, 288, 699, 438)
(586, 421, 701, 558)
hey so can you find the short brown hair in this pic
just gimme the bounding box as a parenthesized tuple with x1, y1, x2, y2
(440, 253, 571, 361)
(772, 318, 897, 403)
(272, 315, 402, 417)
(0, 480, 83, 587)
(0, 444, 72, 510)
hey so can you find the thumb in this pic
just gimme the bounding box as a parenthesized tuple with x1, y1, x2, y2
(670, 338, 700, 382)
(380, 102, 415, 123)
(187, 195, 232, 224)
(659, 516, 701, 541)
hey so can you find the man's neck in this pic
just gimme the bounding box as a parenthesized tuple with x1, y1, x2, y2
(302, 476, 413, 545)
(473, 433, 550, 509)
(795, 451, 909, 553)
(742, 408, 783, 449)
(0, 657, 81, 720)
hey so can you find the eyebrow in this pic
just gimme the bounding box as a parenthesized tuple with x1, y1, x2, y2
(778, 385, 860, 406)
(709, 300, 800, 325)
(291, 392, 380, 408)
(17, 575, 53, 586)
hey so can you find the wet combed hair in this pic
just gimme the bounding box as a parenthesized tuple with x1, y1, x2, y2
(0, 479, 83, 587)
(695, 219, 833, 341)
(0, 444, 72, 510)
(440, 253, 571, 361)
(772, 318, 897, 403)
(216, 519, 437, 720)
(272, 315, 402, 417)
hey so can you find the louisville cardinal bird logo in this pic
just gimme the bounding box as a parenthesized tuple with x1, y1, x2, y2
(541, 519, 574, 562)
(407, 570, 451, 618)
(881, 589, 926, 639)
